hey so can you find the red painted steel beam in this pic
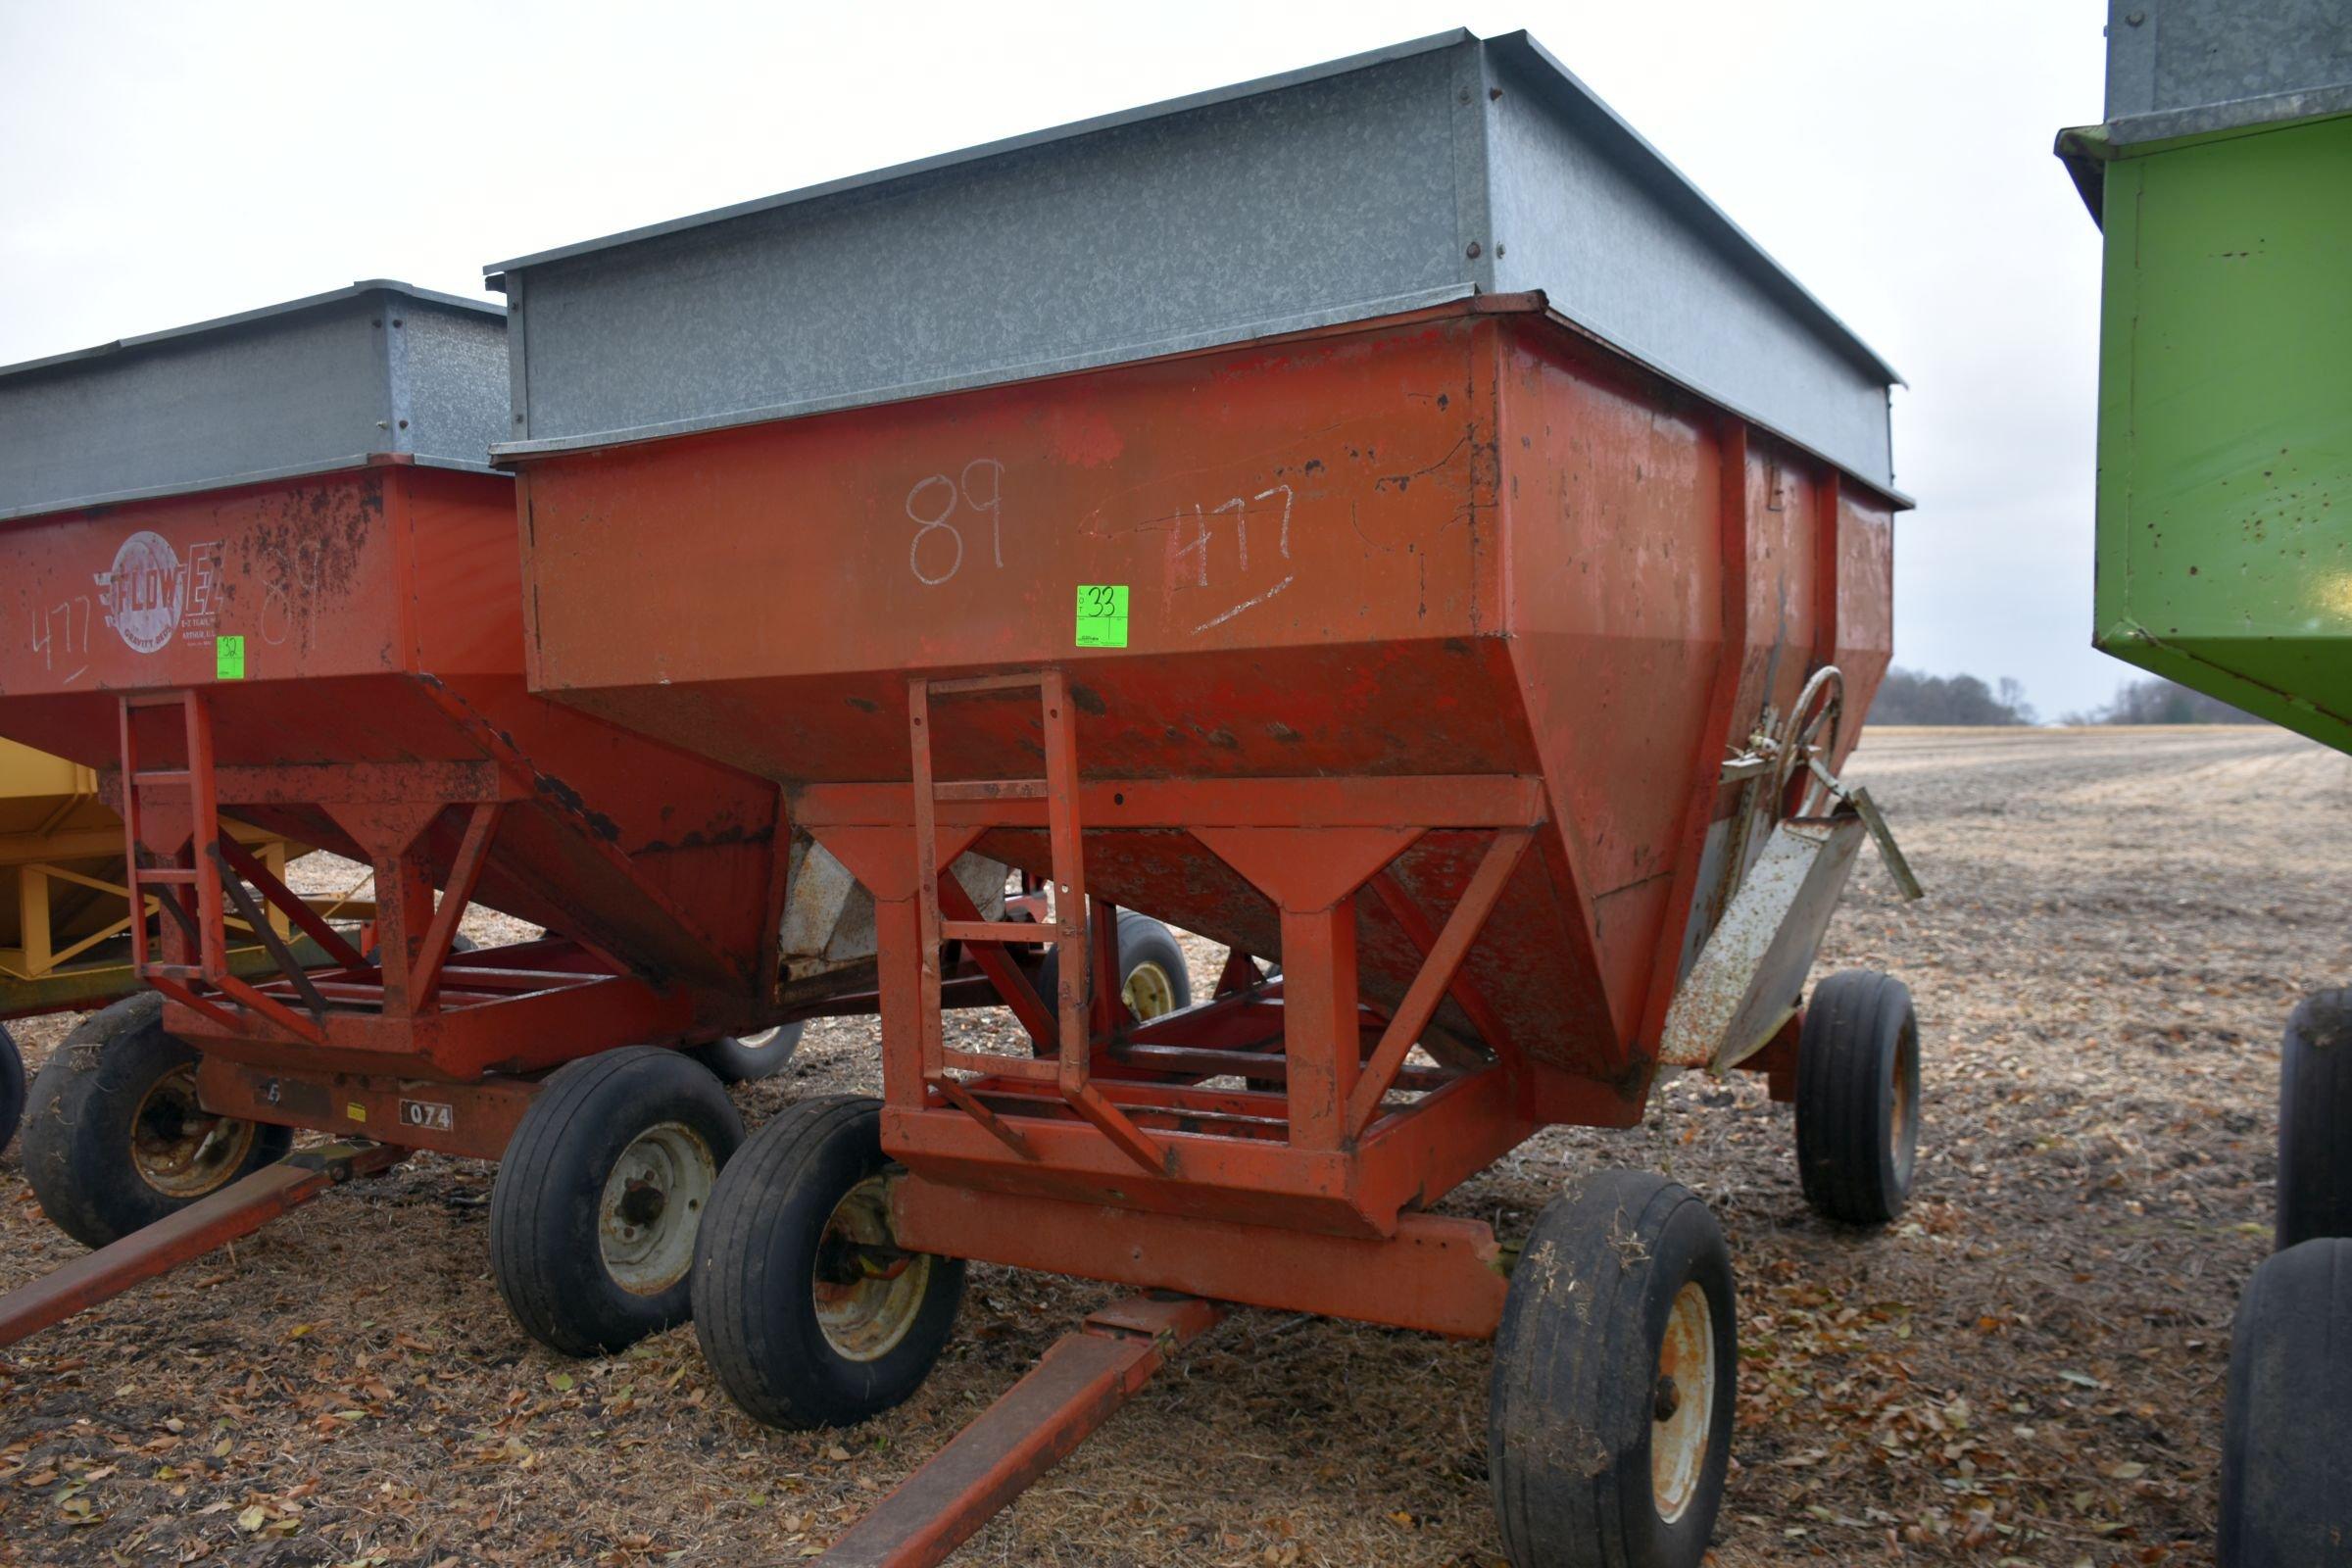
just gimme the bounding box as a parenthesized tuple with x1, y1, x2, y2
(1212, 947, 1263, 996)
(412, 801, 504, 1009)
(166, 967, 690, 1081)
(1368, 869, 1512, 1068)
(1346, 827, 1536, 1135)
(817, 1295, 1225, 1568)
(933, 871, 1056, 1050)
(197, 760, 525, 807)
(0, 1142, 401, 1348)
(794, 775, 1546, 831)
(212, 832, 369, 969)
(194, 1058, 540, 1161)
(1102, 1041, 1456, 1094)
(893, 1179, 1509, 1336)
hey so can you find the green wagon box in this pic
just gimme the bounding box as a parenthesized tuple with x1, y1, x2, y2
(2062, 4, 2352, 1558)
(2059, 0, 2352, 752)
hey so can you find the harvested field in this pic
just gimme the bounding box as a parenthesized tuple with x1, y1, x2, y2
(2, 724, 2346, 1566)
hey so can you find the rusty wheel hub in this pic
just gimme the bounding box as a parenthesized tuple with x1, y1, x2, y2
(811, 1175, 932, 1362)
(130, 1066, 259, 1198)
(1651, 1279, 1716, 1525)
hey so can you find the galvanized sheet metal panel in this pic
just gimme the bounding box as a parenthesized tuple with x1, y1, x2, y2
(1483, 36, 1895, 488)
(489, 29, 1903, 496)
(0, 283, 508, 523)
(496, 40, 1484, 462)
(2103, 0, 2352, 122)
(1658, 817, 1865, 1071)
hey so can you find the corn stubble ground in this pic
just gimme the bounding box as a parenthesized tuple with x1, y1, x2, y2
(1, 725, 2346, 1567)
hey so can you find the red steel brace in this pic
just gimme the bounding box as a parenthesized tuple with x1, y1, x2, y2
(0, 1142, 401, 1348)
(817, 1293, 1227, 1567)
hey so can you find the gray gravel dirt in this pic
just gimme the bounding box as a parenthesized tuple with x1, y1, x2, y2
(1, 725, 2345, 1566)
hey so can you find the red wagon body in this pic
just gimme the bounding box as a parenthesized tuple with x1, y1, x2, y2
(515, 294, 1898, 1325)
(0, 284, 783, 1169)
(490, 31, 1918, 1558)
(0, 284, 1176, 1362)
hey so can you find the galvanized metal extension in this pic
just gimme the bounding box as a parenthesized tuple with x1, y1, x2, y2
(486, 34, 1902, 496)
(0, 281, 507, 522)
(2056, 0, 2352, 751)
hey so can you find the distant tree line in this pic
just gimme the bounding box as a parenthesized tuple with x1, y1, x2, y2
(1867, 667, 2265, 726)
(2062, 676, 2262, 726)
(1868, 668, 2037, 725)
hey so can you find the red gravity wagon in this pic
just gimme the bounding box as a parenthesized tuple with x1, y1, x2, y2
(0, 283, 1193, 1356)
(489, 28, 1925, 1568)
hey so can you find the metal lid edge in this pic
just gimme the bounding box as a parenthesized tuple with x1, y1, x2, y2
(479, 28, 1480, 284)
(0, 450, 505, 525)
(1483, 31, 1904, 390)
(0, 281, 506, 384)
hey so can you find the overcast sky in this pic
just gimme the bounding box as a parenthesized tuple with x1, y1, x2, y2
(0, 1, 2120, 718)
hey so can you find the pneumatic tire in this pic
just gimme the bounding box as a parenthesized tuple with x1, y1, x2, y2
(489, 1046, 744, 1356)
(1795, 969, 1920, 1224)
(2276, 989, 2352, 1249)
(1033, 910, 1194, 1021)
(22, 994, 293, 1249)
(2219, 1239, 2352, 1566)
(690, 1021, 807, 1084)
(0, 1023, 22, 1158)
(693, 1095, 964, 1429)
(1489, 1170, 1737, 1568)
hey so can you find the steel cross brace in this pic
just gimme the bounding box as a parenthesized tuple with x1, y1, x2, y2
(907, 669, 1171, 1179)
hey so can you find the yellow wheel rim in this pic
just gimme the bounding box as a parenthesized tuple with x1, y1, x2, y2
(130, 1065, 260, 1199)
(1121, 959, 1179, 1020)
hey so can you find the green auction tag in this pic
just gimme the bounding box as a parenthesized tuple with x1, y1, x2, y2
(1074, 584, 1128, 649)
(215, 635, 246, 680)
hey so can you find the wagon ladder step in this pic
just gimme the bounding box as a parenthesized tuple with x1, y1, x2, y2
(906, 669, 1169, 1176)
(816, 1293, 1227, 1567)
(119, 689, 229, 983)
(116, 689, 362, 1043)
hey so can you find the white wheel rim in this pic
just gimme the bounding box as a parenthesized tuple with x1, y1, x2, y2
(597, 1121, 717, 1296)
(811, 1175, 932, 1362)
(736, 1026, 786, 1052)
(1651, 1280, 1716, 1525)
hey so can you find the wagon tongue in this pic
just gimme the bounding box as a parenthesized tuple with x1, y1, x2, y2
(815, 1294, 1225, 1567)
(0, 1141, 400, 1349)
